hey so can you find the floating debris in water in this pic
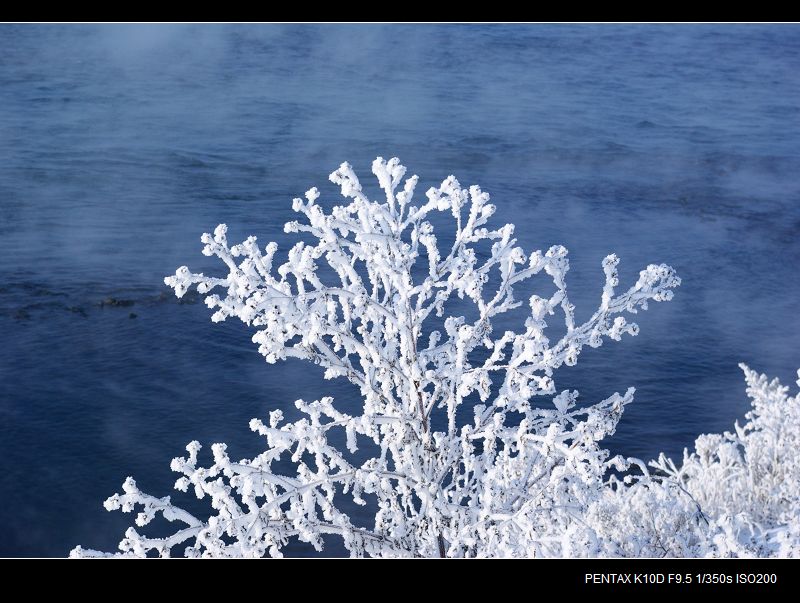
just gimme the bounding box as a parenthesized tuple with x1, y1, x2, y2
(99, 297, 135, 308)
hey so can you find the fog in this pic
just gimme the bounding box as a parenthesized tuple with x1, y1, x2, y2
(1, 24, 799, 555)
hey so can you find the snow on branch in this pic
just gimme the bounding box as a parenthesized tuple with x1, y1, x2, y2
(72, 158, 795, 557)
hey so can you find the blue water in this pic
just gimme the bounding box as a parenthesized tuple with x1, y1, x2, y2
(1, 24, 799, 557)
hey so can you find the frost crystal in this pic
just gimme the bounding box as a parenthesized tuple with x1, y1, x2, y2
(71, 158, 798, 558)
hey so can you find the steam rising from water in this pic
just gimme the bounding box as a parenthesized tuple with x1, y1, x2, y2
(1, 24, 798, 556)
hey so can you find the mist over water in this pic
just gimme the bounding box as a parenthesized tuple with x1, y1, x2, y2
(1, 24, 798, 556)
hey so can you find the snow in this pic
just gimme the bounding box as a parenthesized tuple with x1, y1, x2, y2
(71, 158, 797, 558)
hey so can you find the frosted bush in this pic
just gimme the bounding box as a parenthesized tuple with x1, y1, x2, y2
(638, 364, 800, 557)
(71, 158, 798, 557)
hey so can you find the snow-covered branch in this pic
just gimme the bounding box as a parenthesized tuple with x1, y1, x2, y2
(72, 157, 798, 558)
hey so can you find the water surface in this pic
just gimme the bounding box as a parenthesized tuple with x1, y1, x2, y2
(1, 24, 798, 556)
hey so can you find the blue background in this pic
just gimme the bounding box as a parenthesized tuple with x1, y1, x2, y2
(0, 24, 798, 556)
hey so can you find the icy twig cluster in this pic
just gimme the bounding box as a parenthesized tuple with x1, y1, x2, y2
(594, 364, 800, 557)
(70, 158, 794, 557)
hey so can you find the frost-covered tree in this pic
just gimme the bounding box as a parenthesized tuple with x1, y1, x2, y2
(587, 364, 800, 557)
(71, 157, 796, 557)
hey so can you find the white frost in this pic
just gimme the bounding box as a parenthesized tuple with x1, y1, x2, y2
(70, 158, 798, 558)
